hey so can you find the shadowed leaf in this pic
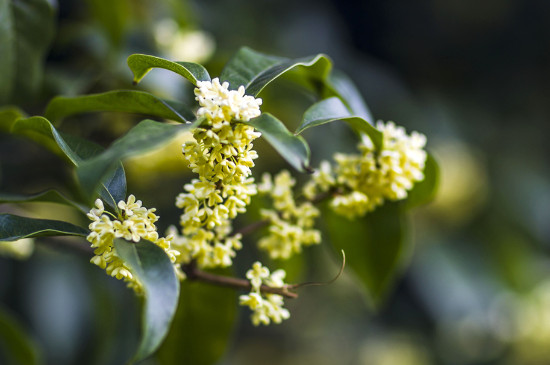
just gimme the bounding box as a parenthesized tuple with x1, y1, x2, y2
(405, 152, 439, 209)
(0, 214, 88, 241)
(244, 113, 311, 172)
(220, 47, 332, 96)
(76, 119, 199, 201)
(0, 190, 88, 213)
(296, 97, 382, 149)
(0, 306, 42, 365)
(114, 239, 179, 364)
(157, 276, 237, 365)
(44, 90, 194, 124)
(325, 202, 410, 308)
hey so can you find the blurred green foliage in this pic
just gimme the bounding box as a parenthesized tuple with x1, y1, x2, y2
(1, 0, 549, 364)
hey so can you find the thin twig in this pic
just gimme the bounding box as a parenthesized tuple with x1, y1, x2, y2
(233, 219, 269, 236)
(183, 262, 298, 299)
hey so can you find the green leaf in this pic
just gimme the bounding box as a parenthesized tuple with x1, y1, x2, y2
(0, 0, 55, 104)
(296, 97, 383, 149)
(11, 116, 82, 164)
(77, 119, 199, 200)
(405, 152, 439, 209)
(324, 70, 374, 123)
(0, 106, 26, 132)
(325, 202, 410, 308)
(10, 116, 127, 209)
(157, 277, 237, 365)
(0, 214, 88, 241)
(0, 305, 42, 365)
(244, 113, 311, 172)
(127, 54, 211, 86)
(0, 190, 88, 213)
(113, 239, 179, 364)
(44, 90, 194, 125)
(220, 47, 332, 96)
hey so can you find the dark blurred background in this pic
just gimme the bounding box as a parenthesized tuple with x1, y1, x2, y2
(1, 0, 550, 364)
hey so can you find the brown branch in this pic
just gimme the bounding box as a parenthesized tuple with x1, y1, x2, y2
(233, 218, 269, 236)
(182, 262, 298, 299)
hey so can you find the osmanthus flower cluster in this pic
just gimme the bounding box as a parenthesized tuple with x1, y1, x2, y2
(303, 121, 428, 219)
(239, 262, 290, 326)
(257, 170, 321, 259)
(171, 78, 263, 268)
(86, 195, 180, 293)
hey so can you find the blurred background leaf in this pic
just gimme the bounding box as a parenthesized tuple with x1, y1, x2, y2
(157, 274, 237, 365)
(0, 0, 55, 105)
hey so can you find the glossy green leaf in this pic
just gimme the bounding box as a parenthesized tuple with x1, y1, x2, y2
(10, 116, 127, 208)
(324, 70, 374, 123)
(0, 306, 42, 365)
(158, 277, 237, 365)
(0, 190, 88, 213)
(325, 202, 410, 308)
(220, 47, 332, 96)
(11, 116, 82, 165)
(44, 90, 194, 124)
(405, 152, 439, 209)
(0, 106, 25, 132)
(296, 97, 382, 149)
(127, 54, 211, 86)
(0, 213, 88, 241)
(77, 119, 199, 200)
(113, 239, 179, 364)
(244, 113, 311, 172)
(0, 0, 55, 103)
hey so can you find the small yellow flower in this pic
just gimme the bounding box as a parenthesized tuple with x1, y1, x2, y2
(258, 171, 321, 259)
(304, 121, 427, 219)
(239, 262, 290, 326)
(86, 195, 180, 293)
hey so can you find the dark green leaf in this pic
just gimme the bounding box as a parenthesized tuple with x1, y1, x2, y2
(324, 70, 374, 123)
(77, 119, 198, 200)
(296, 97, 382, 149)
(405, 152, 439, 209)
(10, 116, 127, 209)
(325, 202, 410, 308)
(0, 106, 25, 132)
(0, 305, 42, 365)
(0, 214, 88, 241)
(0, 0, 55, 104)
(244, 113, 311, 172)
(11, 116, 84, 165)
(0, 190, 88, 213)
(220, 47, 332, 96)
(113, 239, 179, 364)
(44, 90, 194, 124)
(158, 276, 237, 365)
(127, 54, 211, 86)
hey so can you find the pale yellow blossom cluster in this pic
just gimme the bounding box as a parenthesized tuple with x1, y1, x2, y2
(173, 78, 263, 268)
(239, 261, 290, 326)
(304, 121, 427, 219)
(257, 171, 321, 259)
(86, 195, 180, 293)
